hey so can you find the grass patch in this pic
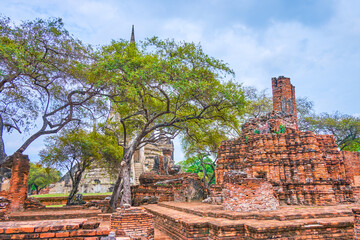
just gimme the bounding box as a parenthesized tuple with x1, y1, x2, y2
(31, 192, 112, 198)
(46, 204, 64, 208)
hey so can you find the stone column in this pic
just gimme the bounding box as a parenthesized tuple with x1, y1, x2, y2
(8, 153, 30, 212)
(272, 76, 298, 126)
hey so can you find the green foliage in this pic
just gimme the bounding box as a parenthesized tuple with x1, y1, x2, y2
(28, 162, 61, 194)
(297, 97, 315, 131)
(279, 124, 286, 133)
(97, 37, 245, 143)
(342, 140, 360, 152)
(40, 127, 104, 204)
(254, 129, 260, 134)
(93, 125, 123, 177)
(179, 155, 215, 185)
(245, 135, 249, 143)
(40, 128, 101, 173)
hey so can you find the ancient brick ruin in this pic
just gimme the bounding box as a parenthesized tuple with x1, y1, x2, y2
(0, 153, 45, 220)
(110, 204, 154, 239)
(140, 76, 359, 239)
(216, 76, 360, 206)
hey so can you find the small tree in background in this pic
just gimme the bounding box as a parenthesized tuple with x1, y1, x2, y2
(40, 128, 101, 205)
(179, 118, 240, 194)
(243, 86, 272, 118)
(28, 162, 61, 194)
(302, 112, 360, 151)
(179, 155, 215, 189)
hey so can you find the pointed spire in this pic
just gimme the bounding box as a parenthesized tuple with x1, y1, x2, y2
(130, 25, 135, 43)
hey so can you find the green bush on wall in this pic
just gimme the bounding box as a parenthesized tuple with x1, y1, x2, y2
(279, 124, 286, 133)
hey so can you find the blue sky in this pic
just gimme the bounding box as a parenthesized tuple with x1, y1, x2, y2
(1, 0, 360, 163)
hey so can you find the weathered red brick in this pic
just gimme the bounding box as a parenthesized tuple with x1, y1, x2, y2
(39, 232, 56, 238)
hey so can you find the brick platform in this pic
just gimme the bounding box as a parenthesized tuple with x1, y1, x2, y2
(145, 202, 356, 239)
(7, 208, 102, 221)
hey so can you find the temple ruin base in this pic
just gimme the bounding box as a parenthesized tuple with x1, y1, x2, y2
(145, 201, 356, 239)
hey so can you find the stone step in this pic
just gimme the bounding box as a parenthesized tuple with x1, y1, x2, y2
(157, 201, 356, 221)
(0, 218, 109, 240)
(144, 203, 354, 239)
(8, 209, 102, 221)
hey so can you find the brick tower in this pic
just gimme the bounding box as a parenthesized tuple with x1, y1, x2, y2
(271, 76, 297, 125)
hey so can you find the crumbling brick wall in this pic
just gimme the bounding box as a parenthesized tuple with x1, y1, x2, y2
(110, 205, 154, 239)
(132, 172, 205, 206)
(354, 208, 360, 240)
(0, 153, 45, 214)
(242, 111, 298, 136)
(342, 151, 360, 186)
(216, 131, 355, 205)
(0, 153, 31, 213)
(222, 172, 279, 212)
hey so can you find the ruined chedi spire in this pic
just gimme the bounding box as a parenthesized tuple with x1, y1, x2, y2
(130, 25, 135, 43)
(271, 76, 298, 124)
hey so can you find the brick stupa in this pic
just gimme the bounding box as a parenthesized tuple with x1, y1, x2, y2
(216, 76, 360, 206)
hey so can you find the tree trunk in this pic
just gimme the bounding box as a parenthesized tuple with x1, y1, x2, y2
(201, 162, 210, 196)
(109, 166, 123, 211)
(110, 143, 137, 211)
(120, 162, 131, 206)
(67, 171, 82, 205)
(36, 186, 40, 195)
(0, 116, 7, 164)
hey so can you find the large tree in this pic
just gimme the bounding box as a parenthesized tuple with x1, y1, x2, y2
(0, 17, 104, 164)
(40, 128, 101, 205)
(96, 38, 246, 210)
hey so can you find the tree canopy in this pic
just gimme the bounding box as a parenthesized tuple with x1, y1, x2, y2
(0, 16, 105, 164)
